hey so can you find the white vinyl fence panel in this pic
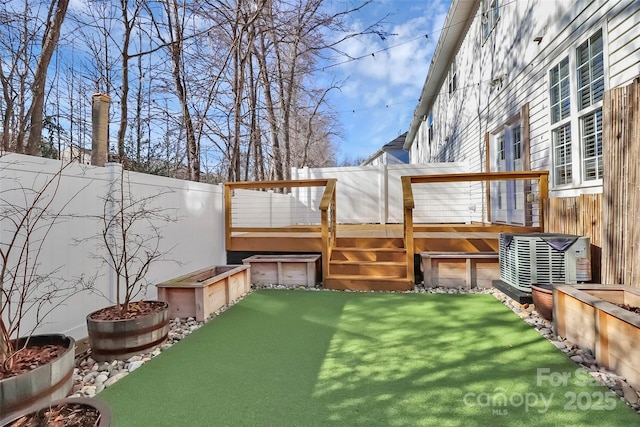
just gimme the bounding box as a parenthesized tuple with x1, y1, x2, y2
(292, 162, 472, 223)
(0, 154, 225, 342)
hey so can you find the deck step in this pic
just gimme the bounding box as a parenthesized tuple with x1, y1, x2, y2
(324, 276, 413, 291)
(328, 261, 406, 277)
(325, 238, 411, 291)
(331, 247, 405, 262)
(335, 237, 404, 249)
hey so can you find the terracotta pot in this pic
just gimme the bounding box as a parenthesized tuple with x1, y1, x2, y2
(0, 334, 75, 422)
(86, 301, 170, 362)
(1, 397, 111, 426)
(532, 284, 554, 321)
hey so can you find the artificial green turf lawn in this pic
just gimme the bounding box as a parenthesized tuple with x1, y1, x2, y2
(99, 290, 640, 426)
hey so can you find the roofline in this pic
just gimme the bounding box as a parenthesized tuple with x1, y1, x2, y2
(404, 0, 479, 150)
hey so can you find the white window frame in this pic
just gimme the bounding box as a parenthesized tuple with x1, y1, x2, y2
(448, 58, 457, 96)
(482, 0, 500, 42)
(548, 28, 606, 192)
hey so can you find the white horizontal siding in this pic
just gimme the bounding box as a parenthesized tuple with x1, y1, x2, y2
(607, 2, 640, 87)
(416, 0, 639, 197)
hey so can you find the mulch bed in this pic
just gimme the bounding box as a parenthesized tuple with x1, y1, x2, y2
(7, 402, 101, 427)
(618, 303, 640, 315)
(0, 344, 66, 380)
(88, 300, 166, 321)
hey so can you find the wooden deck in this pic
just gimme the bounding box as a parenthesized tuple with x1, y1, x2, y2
(228, 223, 535, 291)
(227, 223, 538, 254)
(225, 172, 548, 291)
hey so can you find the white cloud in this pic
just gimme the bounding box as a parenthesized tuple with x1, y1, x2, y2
(324, 0, 452, 159)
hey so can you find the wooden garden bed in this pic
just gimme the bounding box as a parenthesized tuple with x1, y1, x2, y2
(420, 251, 499, 288)
(242, 254, 320, 287)
(156, 265, 251, 321)
(554, 284, 640, 389)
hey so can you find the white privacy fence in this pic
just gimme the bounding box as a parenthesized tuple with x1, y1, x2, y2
(1, 154, 225, 341)
(291, 162, 476, 223)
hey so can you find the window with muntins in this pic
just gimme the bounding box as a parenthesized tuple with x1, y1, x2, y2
(548, 29, 604, 188)
(549, 57, 570, 124)
(448, 59, 457, 96)
(513, 126, 522, 161)
(482, 0, 499, 41)
(553, 124, 572, 185)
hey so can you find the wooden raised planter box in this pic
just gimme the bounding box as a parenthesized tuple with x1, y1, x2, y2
(242, 254, 320, 287)
(156, 265, 250, 321)
(554, 284, 640, 389)
(420, 251, 499, 289)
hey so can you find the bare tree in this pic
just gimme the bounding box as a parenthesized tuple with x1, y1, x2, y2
(0, 156, 88, 373)
(0, 1, 69, 155)
(92, 164, 176, 316)
(24, 0, 70, 155)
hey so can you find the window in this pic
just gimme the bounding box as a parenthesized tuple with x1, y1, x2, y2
(548, 29, 604, 188)
(549, 57, 570, 124)
(577, 32, 605, 109)
(497, 133, 505, 162)
(448, 59, 457, 96)
(577, 31, 604, 181)
(482, 0, 500, 41)
(513, 126, 522, 161)
(581, 110, 602, 180)
(553, 124, 572, 185)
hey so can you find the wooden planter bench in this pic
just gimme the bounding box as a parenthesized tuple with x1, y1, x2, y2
(242, 254, 321, 287)
(155, 265, 251, 321)
(554, 284, 640, 390)
(420, 251, 499, 289)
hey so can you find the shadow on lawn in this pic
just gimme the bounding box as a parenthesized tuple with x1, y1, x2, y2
(307, 293, 639, 426)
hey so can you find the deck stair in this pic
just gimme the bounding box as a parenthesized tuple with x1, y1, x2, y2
(323, 237, 414, 291)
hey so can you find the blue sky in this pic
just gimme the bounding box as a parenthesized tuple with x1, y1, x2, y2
(324, 0, 451, 163)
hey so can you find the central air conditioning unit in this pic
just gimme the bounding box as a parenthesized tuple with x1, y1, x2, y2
(499, 233, 591, 292)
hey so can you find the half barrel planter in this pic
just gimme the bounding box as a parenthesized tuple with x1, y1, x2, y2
(0, 334, 75, 422)
(86, 301, 170, 362)
(0, 397, 112, 427)
(156, 265, 251, 322)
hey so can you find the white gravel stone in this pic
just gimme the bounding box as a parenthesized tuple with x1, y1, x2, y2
(104, 372, 128, 387)
(128, 360, 145, 372)
(94, 373, 108, 385)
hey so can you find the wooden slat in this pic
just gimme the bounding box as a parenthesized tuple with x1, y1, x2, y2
(225, 179, 330, 189)
(547, 194, 602, 282)
(409, 170, 549, 184)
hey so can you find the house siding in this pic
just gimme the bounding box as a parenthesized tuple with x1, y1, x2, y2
(410, 0, 640, 197)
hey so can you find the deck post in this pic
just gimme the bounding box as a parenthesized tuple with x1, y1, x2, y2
(402, 176, 415, 284)
(539, 172, 549, 232)
(224, 183, 232, 250)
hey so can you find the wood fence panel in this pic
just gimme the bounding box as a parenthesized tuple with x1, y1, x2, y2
(602, 76, 640, 286)
(547, 194, 602, 282)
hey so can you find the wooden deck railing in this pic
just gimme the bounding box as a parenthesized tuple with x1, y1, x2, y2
(401, 170, 550, 282)
(224, 179, 337, 277)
